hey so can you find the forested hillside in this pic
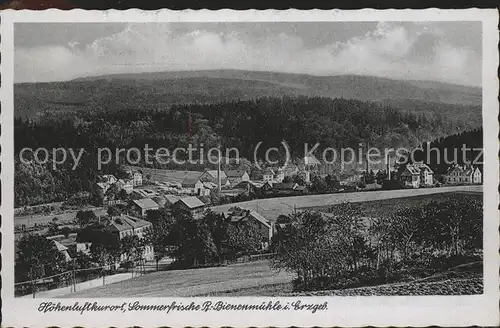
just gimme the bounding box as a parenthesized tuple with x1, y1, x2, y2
(15, 95, 482, 206)
(402, 128, 483, 175)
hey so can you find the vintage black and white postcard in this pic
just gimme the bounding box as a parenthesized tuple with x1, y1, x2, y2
(1, 9, 499, 327)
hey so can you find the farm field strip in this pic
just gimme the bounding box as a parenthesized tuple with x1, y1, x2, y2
(210, 185, 482, 221)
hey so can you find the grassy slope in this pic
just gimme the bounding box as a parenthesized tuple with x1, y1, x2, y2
(62, 260, 294, 298)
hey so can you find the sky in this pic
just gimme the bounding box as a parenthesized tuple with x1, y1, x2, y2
(14, 22, 482, 86)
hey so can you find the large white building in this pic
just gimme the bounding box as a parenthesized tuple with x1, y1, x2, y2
(400, 163, 434, 188)
(445, 164, 482, 185)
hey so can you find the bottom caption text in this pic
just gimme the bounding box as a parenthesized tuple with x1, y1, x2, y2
(38, 300, 328, 314)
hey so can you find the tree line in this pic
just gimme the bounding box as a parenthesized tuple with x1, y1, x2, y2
(271, 193, 482, 291)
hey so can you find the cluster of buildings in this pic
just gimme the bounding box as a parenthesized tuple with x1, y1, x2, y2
(46, 214, 155, 264)
(400, 163, 482, 188)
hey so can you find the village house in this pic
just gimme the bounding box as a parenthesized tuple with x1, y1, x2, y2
(400, 163, 434, 188)
(103, 215, 154, 262)
(274, 168, 285, 182)
(282, 163, 299, 177)
(225, 169, 250, 187)
(233, 180, 263, 196)
(260, 181, 274, 196)
(299, 155, 321, 172)
(164, 194, 181, 207)
(95, 175, 120, 205)
(131, 171, 143, 187)
(182, 178, 209, 196)
(116, 179, 134, 194)
(47, 233, 92, 261)
(199, 170, 231, 188)
(51, 240, 72, 262)
(272, 182, 301, 195)
(172, 196, 207, 219)
(224, 208, 273, 250)
(130, 198, 160, 216)
(262, 168, 275, 183)
(101, 175, 118, 185)
(444, 164, 482, 185)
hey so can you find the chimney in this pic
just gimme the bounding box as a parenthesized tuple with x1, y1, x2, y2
(217, 146, 222, 194)
(387, 157, 391, 180)
(365, 142, 370, 174)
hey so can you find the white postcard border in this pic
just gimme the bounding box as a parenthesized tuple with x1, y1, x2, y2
(1, 9, 499, 327)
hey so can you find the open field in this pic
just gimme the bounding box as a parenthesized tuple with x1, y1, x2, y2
(322, 191, 483, 217)
(62, 260, 294, 298)
(14, 207, 107, 228)
(199, 262, 483, 297)
(125, 165, 203, 183)
(211, 185, 482, 221)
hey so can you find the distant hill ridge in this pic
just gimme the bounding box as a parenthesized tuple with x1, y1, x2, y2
(70, 69, 480, 106)
(15, 70, 481, 120)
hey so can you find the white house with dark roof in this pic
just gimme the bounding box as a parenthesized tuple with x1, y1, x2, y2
(103, 215, 154, 261)
(400, 163, 434, 188)
(182, 178, 207, 196)
(262, 168, 275, 183)
(445, 164, 482, 185)
(225, 169, 250, 186)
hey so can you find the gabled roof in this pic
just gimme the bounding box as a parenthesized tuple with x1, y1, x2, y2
(447, 164, 480, 176)
(405, 163, 434, 175)
(132, 198, 159, 210)
(248, 210, 272, 229)
(302, 155, 321, 165)
(225, 208, 271, 229)
(47, 233, 78, 247)
(225, 169, 248, 178)
(51, 239, 69, 252)
(105, 215, 152, 232)
(203, 182, 218, 189)
(164, 194, 181, 204)
(177, 196, 206, 209)
(404, 165, 420, 175)
(182, 178, 202, 187)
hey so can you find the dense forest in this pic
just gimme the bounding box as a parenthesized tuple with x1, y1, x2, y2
(397, 128, 483, 175)
(15, 96, 482, 206)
